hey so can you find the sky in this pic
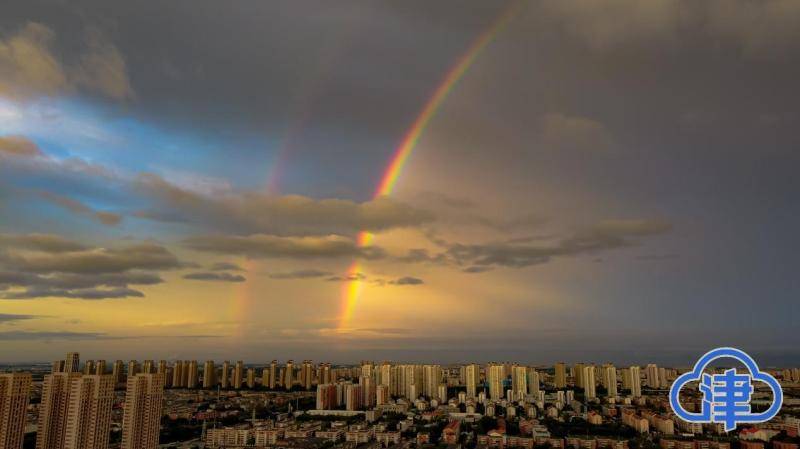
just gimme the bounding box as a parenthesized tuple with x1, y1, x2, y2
(1, 0, 799, 366)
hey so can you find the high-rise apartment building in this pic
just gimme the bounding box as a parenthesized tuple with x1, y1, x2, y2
(94, 360, 106, 375)
(261, 367, 270, 390)
(269, 361, 278, 389)
(319, 363, 332, 385)
(422, 365, 441, 399)
(389, 366, 401, 396)
(121, 373, 164, 449)
(127, 360, 139, 379)
(187, 361, 198, 389)
(142, 360, 154, 374)
(171, 361, 183, 388)
(0, 372, 31, 449)
(465, 364, 479, 398)
(221, 361, 230, 389)
(247, 368, 256, 389)
(157, 360, 167, 378)
(64, 353, 80, 373)
(376, 385, 390, 405)
(36, 372, 82, 449)
(511, 365, 527, 401)
(645, 364, 660, 389)
(360, 361, 374, 380)
(284, 360, 294, 389)
(36, 372, 113, 449)
(400, 365, 422, 400)
(437, 384, 447, 402)
(378, 362, 391, 387)
(602, 364, 617, 397)
(528, 369, 540, 396)
(63, 375, 114, 449)
(554, 362, 567, 389)
(316, 384, 337, 409)
(233, 361, 244, 389)
(359, 376, 375, 407)
(112, 360, 124, 384)
(301, 360, 314, 390)
(629, 366, 642, 398)
(344, 384, 362, 411)
(487, 364, 504, 400)
(203, 360, 216, 388)
(51, 360, 65, 374)
(583, 365, 596, 400)
(574, 363, 585, 388)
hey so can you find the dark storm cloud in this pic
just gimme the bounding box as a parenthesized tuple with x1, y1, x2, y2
(0, 233, 87, 252)
(4, 243, 181, 274)
(268, 269, 332, 280)
(398, 248, 443, 264)
(0, 330, 225, 341)
(326, 272, 366, 282)
(0, 330, 107, 340)
(209, 262, 244, 272)
(389, 276, 424, 286)
(183, 272, 246, 283)
(448, 219, 672, 267)
(0, 313, 38, 323)
(2, 286, 144, 300)
(0, 233, 176, 299)
(0, 271, 162, 289)
(462, 266, 494, 274)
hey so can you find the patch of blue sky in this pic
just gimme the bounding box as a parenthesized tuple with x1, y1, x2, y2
(0, 96, 275, 191)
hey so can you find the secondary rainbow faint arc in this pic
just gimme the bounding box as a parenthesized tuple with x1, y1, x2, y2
(230, 25, 364, 333)
(338, 2, 522, 331)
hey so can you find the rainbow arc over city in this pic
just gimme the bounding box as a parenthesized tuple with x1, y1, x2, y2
(338, 2, 521, 331)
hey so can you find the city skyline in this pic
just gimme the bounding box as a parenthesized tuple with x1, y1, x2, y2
(2, 0, 800, 364)
(4, 350, 797, 372)
(1, 350, 797, 448)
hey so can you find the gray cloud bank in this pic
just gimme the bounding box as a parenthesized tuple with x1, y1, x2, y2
(0, 233, 178, 299)
(447, 220, 672, 268)
(183, 272, 246, 282)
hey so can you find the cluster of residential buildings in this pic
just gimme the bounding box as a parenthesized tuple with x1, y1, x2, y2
(1, 353, 798, 449)
(1, 352, 163, 449)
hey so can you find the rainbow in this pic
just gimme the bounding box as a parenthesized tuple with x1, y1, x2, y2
(338, 2, 521, 331)
(232, 29, 362, 333)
